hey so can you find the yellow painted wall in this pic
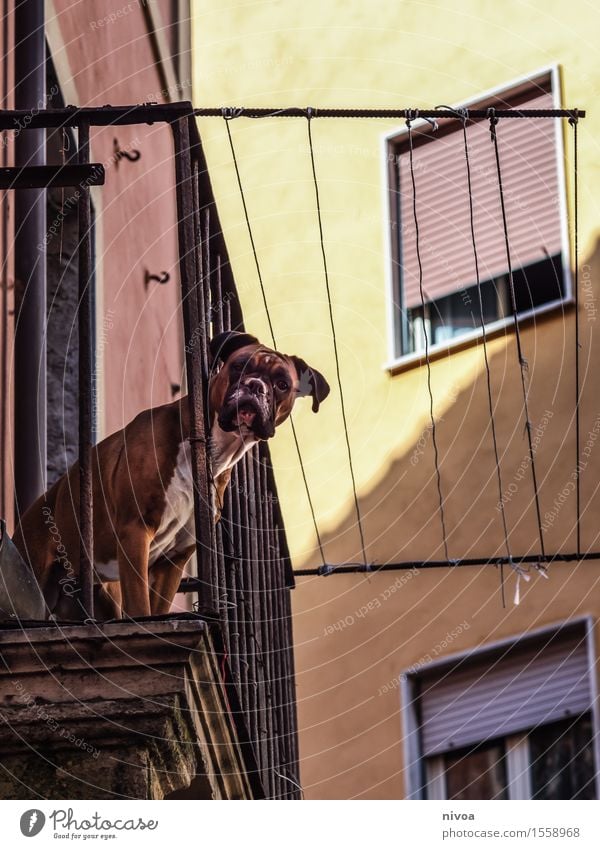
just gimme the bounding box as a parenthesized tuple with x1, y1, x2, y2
(193, 0, 600, 798)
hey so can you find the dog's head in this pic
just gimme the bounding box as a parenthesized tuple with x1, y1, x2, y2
(209, 331, 330, 440)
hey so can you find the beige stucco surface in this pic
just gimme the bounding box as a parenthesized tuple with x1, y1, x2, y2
(192, 0, 600, 799)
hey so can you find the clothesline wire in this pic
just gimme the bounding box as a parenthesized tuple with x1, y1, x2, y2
(488, 109, 546, 560)
(406, 116, 450, 562)
(455, 107, 512, 607)
(223, 116, 327, 565)
(306, 113, 368, 566)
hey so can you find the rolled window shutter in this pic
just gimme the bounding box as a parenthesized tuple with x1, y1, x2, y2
(418, 625, 591, 757)
(398, 90, 562, 309)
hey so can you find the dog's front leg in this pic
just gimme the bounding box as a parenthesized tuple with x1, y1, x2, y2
(94, 581, 122, 620)
(149, 546, 195, 615)
(117, 525, 152, 618)
(213, 468, 232, 523)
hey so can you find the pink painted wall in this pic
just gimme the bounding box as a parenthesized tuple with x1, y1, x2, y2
(52, 0, 184, 435)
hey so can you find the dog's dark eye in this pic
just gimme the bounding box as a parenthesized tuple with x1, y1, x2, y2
(276, 379, 289, 392)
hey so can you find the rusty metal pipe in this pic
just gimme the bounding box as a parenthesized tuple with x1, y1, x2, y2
(77, 119, 94, 619)
(13, 0, 47, 517)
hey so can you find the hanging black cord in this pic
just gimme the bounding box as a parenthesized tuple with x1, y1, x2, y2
(405, 114, 450, 562)
(488, 109, 546, 559)
(306, 113, 368, 565)
(223, 115, 326, 565)
(569, 111, 581, 556)
(456, 107, 512, 606)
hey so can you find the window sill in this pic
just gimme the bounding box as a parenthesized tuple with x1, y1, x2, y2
(384, 298, 573, 376)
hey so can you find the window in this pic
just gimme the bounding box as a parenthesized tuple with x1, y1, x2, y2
(402, 620, 599, 800)
(425, 715, 595, 800)
(385, 69, 569, 361)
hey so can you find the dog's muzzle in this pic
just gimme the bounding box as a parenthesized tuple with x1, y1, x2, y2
(218, 377, 275, 439)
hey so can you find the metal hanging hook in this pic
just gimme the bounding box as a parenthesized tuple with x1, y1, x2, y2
(144, 269, 170, 288)
(405, 107, 418, 127)
(221, 106, 244, 120)
(435, 104, 469, 125)
(61, 126, 71, 154)
(113, 137, 141, 167)
(405, 109, 438, 132)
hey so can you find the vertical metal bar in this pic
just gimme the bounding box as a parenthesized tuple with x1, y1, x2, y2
(224, 296, 232, 337)
(194, 145, 221, 611)
(220, 296, 240, 684)
(281, 515, 301, 798)
(171, 116, 217, 617)
(231, 467, 249, 711)
(215, 522, 228, 623)
(214, 254, 228, 630)
(212, 254, 224, 334)
(268, 496, 288, 797)
(267, 479, 299, 798)
(239, 456, 260, 766)
(266, 494, 281, 788)
(265, 480, 288, 798)
(191, 159, 209, 377)
(77, 119, 94, 619)
(223, 486, 240, 684)
(283, 584, 301, 797)
(255, 450, 274, 797)
(0, 7, 9, 521)
(13, 0, 47, 516)
(202, 208, 212, 342)
(247, 447, 269, 789)
(0, 46, 8, 520)
(189, 154, 211, 617)
(258, 448, 278, 797)
(187, 119, 244, 332)
(279, 562, 294, 797)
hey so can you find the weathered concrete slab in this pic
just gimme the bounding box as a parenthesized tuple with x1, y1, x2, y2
(0, 618, 252, 799)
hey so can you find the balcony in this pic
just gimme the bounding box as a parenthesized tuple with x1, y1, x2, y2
(0, 103, 299, 800)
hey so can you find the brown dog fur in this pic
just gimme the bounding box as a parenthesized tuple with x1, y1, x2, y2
(13, 332, 329, 619)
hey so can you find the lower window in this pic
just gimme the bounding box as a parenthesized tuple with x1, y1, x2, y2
(426, 713, 595, 800)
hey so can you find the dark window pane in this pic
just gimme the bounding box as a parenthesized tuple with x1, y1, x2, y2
(442, 742, 508, 800)
(402, 254, 563, 355)
(530, 714, 596, 800)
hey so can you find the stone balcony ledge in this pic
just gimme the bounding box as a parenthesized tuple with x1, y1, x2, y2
(0, 618, 253, 799)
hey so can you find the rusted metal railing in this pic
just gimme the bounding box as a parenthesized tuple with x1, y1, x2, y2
(4, 103, 300, 799)
(172, 114, 300, 798)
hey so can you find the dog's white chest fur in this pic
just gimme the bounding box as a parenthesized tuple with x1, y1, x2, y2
(95, 441, 195, 582)
(94, 425, 257, 584)
(149, 440, 196, 563)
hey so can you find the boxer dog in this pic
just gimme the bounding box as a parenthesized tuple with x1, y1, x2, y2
(13, 331, 329, 620)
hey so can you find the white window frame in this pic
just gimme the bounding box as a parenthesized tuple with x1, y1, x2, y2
(380, 64, 572, 372)
(400, 616, 600, 800)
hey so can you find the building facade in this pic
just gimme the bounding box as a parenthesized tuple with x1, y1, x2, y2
(1, 0, 191, 527)
(193, 0, 600, 799)
(0, 1, 300, 800)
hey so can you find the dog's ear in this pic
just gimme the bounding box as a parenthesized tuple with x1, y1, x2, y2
(290, 356, 330, 413)
(209, 331, 259, 365)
